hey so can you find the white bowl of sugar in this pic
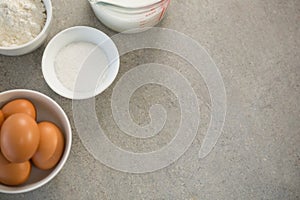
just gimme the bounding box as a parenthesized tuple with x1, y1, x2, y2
(41, 26, 120, 99)
(0, 0, 52, 56)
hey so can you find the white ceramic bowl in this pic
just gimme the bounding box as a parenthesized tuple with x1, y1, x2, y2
(93, 0, 162, 9)
(0, 0, 52, 56)
(89, 0, 170, 32)
(0, 89, 72, 194)
(42, 26, 120, 99)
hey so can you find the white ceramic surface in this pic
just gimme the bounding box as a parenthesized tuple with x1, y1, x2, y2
(0, 0, 52, 56)
(89, 0, 170, 32)
(100, 0, 166, 14)
(90, 0, 162, 9)
(0, 89, 72, 194)
(42, 26, 120, 100)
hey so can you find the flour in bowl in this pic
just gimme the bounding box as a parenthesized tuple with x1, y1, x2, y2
(0, 0, 46, 47)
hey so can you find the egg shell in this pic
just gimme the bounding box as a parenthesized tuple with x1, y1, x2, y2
(32, 122, 59, 163)
(1, 99, 36, 120)
(32, 124, 64, 170)
(0, 151, 31, 186)
(0, 113, 40, 163)
(0, 110, 4, 128)
(0, 110, 3, 147)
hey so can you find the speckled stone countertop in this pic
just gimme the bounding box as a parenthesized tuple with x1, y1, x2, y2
(0, 0, 299, 199)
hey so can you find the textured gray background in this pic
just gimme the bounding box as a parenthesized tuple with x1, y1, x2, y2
(0, 0, 299, 199)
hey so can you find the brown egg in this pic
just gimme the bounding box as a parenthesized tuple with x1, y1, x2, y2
(0, 110, 4, 128)
(32, 122, 64, 170)
(0, 110, 3, 147)
(1, 99, 36, 119)
(1, 113, 40, 163)
(32, 122, 59, 163)
(0, 151, 31, 186)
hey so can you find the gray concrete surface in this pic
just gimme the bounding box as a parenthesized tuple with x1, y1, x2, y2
(0, 0, 299, 199)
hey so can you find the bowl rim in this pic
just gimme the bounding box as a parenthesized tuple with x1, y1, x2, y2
(0, 0, 53, 50)
(0, 89, 72, 194)
(41, 25, 120, 100)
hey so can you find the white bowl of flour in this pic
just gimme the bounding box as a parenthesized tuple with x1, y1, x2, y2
(0, 0, 52, 56)
(42, 26, 120, 99)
